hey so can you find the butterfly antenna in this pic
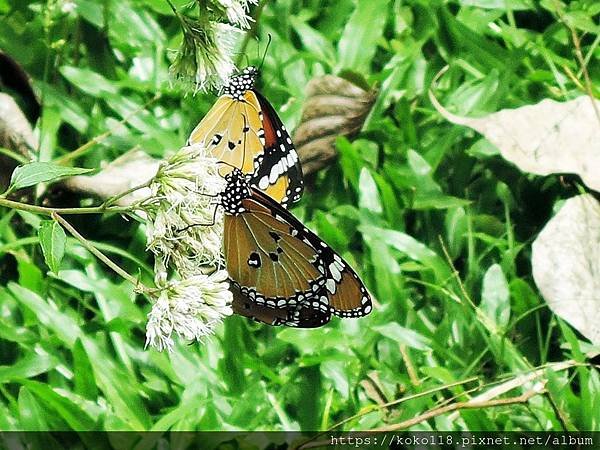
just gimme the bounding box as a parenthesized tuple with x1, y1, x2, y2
(258, 34, 272, 72)
(217, 160, 238, 171)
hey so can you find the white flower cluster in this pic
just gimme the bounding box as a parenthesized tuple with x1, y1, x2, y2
(218, 0, 258, 30)
(145, 271, 232, 352)
(143, 143, 232, 351)
(170, 0, 258, 91)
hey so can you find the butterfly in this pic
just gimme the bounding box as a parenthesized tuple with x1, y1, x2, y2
(220, 168, 372, 327)
(188, 66, 303, 209)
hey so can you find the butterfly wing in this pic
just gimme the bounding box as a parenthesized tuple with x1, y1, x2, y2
(188, 92, 263, 175)
(231, 284, 331, 328)
(223, 195, 326, 305)
(224, 187, 372, 323)
(188, 88, 303, 208)
(249, 90, 304, 208)
(251, 188, 372, 318)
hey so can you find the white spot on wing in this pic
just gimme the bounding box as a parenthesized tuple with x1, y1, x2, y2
(258, 176, 269, 189)
(329, 263, 342, 282)
(326, 279, 336, 294)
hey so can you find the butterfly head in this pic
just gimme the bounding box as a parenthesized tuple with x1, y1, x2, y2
(221, 168, 252, 215)
(222, 66, 258, 100)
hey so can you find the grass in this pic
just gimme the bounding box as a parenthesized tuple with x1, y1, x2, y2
(0, 0, 599, 441)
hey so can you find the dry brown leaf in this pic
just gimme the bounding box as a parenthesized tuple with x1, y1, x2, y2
(531, 194, 600, 345)
(0, 50, 41, 123)
(64, 150, 160, 206)
(430, 94, 600, 192)
(294, 75, 375, 175)
(0, 92, 36, 154)
(0, 93, 37, 191)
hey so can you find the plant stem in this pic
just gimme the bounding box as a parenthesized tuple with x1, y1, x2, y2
(165, 0, 180, 18)
(0, 147, 29, 165)
(103, 180, 153, 208)
(296, 378, 479, 450)
(551, 0, 600, 122)
(0, 197, 130, 216)
(371, 386, 544, 432)
(51, 212, 149, 292)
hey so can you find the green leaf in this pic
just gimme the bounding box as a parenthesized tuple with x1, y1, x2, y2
(358, 168, 383, 214)
(467, 138, 500, 157)
(373, 323, 431, 351)
(219, 320, 247, 395)
(16, 258, 44, 293)
(439, 8, 515, 72)
(60, 66, 119, 96)
(289, 17, 336, 65)
(73, 339, 99, 400)
(563, 11, 600, 33)
(459, 0, 534, 9)
(81, 338, 151, 429)
(360, 225, 452, 283)
(18, 387, 49, 431)
(21, 380, 96, 430)
(38, 221, 66, 274)
(321, 361, 350, 397)
(40, 82, 90, 132)
(481, 264, 510, 329)
(9, 162, 92, 192)
(0, 402, 17, 430)
(337, 0, 388, 72)
(0, 316, 37, 344)
(8, 283, 81, 346)
(107, 1, 166, 54)
(365, 236, 402, 301)
(74, 0, 105, 27)
(57, 269, 146, 323)
(412, 193, 472, 210)
(0, 352, 56, 383)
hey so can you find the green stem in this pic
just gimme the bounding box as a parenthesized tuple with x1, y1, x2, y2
(0, 237, 40, 255)
(165, 0, 181, 19)
(103, 180, 153, 208)
(51, 212, 149, 292)
(0, 147, 29, 165)
(0, 197, 131, 216)
(0, 236, 154, 278)
(39, 0, 53, 159)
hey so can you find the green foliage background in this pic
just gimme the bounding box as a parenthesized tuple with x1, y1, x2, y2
(0, 0, 599, 438)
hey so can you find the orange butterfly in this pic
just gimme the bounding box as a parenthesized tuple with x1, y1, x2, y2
(188, 66, 303, 208)
(221, 169, 372, 327)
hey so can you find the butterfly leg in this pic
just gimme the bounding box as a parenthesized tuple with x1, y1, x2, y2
(190, 188, 220, 198)
(176, 204, 219, 232)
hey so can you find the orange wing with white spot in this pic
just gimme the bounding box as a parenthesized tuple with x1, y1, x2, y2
(221, 174, 372, 327)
